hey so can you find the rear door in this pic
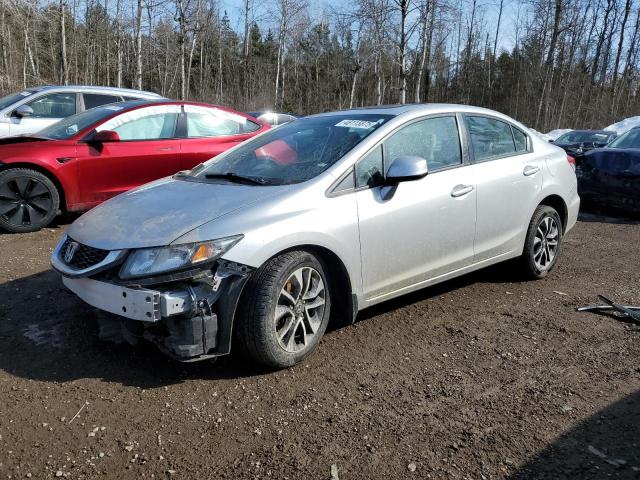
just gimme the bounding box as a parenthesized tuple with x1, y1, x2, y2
(9, 92, 78, 136)
(179, 105, 262, 169)
(75, 104, 181, 206)
(465, 115, 543, 262)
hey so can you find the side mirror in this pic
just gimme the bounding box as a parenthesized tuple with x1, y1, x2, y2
(380, 155, 428, 200)
(386, 155, 429, 183)
(91, 130, 120, 143)
(14, 105, 33, 118)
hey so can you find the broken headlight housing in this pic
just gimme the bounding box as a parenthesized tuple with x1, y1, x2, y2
(119, 235, 243, 279)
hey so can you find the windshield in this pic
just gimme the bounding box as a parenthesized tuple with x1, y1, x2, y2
(191, 114, 392, 185)
(556, 131, 613, 144)
(607, 129, 640, 149)
(0, 91, 35, 111)
(37, 104, 128, 140)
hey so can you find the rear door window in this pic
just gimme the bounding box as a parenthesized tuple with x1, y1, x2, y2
(185, 105, 260, 137)
(83, 93, 121, 110)
(466, 116, 517, 161)
(26, 93, 77, 118)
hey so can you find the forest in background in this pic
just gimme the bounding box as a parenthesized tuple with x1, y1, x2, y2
(0, 0, 639, 131)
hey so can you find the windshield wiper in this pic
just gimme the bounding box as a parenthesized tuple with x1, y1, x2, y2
(204, 172, 270, 185)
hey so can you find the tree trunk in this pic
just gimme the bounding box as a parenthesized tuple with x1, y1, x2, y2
(274, 9, 286, 107)
(59, 0, 69, 84)
(116, 0, 123, 88)
(135, 0, 143, 90)
(397, 0, 409, 104)
(612, 0, 632, 93)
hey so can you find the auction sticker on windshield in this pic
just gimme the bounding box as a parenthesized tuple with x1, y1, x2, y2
(335, 119, 379, 129)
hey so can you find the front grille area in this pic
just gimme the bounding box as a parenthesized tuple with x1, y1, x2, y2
(60, 237, 110, 270)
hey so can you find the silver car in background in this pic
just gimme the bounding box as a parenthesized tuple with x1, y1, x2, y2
(51, 104, 580, 368)
(0, 85, 163, 137)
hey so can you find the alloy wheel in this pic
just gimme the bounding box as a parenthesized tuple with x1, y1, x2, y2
(0, 177, 53, 228)
(275, 266, 326, 353)
(533, 215, 559, 271)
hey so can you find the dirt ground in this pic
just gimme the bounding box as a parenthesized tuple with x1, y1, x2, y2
(0, 213, 639, 480)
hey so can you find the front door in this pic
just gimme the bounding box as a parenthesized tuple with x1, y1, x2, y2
(75, 105, 181, 207)
(355, 115, 477, 301)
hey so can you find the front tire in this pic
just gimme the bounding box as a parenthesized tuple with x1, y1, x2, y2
(236, 250, 331, 368)
(0, 168, 60, 233)
(520, 205, 563, 279)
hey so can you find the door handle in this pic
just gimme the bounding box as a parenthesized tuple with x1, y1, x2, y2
(523, 165, 540, 176)
(157, 147, 174, 151)
(451, 184, 474, 197)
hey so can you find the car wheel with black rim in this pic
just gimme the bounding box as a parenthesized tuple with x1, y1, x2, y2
(0, 168, 60, 233)
(236, 250, 331, 368)
(520, 205, 563, 279)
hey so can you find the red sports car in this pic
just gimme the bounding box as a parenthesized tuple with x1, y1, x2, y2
(0, 100, 269, 232)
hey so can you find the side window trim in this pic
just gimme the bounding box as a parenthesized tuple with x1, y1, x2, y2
(463, 113, 533, 164)
(326, 166, 356, 198)
(510, 124, 531, 153)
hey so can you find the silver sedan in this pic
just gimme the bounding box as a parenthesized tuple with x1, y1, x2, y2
(51, 104, 580, 368)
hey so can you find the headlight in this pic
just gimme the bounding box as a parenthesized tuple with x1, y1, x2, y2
(119, 235, 243, 279)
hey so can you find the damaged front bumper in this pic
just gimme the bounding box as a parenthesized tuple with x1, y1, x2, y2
(58, 259, 253, 362)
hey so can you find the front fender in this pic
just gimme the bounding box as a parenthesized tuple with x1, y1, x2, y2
(173, 188, 364, 301)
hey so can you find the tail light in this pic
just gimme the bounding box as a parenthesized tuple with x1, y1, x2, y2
(567, 155, 576, 171)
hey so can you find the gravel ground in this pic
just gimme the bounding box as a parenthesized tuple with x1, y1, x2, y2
(0, 214, 639, 479)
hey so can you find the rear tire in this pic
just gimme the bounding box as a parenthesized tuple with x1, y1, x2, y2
(236, 250, 331, 368)
(0, 168, 60, 233)
(519, 205, 563, 279)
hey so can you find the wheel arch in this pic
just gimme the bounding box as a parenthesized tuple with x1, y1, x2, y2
(538, 194, 568, 233)
(262, 244, 357, 328)
(0, 162, 67, 212)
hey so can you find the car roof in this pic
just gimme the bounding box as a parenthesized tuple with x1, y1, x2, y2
(77, 99, 254, 117)
(25, 85, 163, 98)
(310, 103, 518, 118)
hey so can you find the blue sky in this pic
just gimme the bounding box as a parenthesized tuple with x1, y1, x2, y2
(217, 0, 522, 53)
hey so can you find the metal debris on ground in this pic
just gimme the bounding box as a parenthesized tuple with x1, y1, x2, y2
(577, 295, 640, 325)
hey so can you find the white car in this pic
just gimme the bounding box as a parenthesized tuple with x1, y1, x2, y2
(0, 85, 163, 138)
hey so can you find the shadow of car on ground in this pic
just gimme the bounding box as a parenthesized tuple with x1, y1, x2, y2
(510, 389, 640, 479)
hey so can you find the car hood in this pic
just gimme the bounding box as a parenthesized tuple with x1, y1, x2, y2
(0, 135, 51, 146)
(66, 177, 289, 250)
